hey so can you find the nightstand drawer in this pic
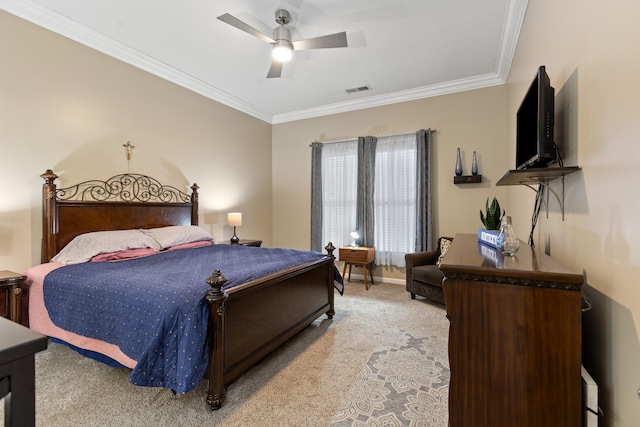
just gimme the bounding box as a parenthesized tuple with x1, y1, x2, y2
(339, 247, 375, 264)
(0, 270, 26, 323)
(0, 287, 8, 318)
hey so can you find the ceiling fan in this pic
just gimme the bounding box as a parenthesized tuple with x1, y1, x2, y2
(217, 9, 348, 78)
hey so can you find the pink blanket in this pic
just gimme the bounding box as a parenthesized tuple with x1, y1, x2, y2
(25, 263, 136, 368)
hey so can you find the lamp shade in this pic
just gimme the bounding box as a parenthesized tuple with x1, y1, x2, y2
(227, 212, 242, 227)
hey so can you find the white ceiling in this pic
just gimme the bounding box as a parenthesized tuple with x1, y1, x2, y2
(1, 0, 528, 124)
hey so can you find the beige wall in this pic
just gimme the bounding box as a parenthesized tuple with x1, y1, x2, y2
(273, 0, 640, 422)
(3, 0, 639, 423)
(0, 11, 273, 272)
(272, 85, 509, 281)
(506, 0, 640, 425)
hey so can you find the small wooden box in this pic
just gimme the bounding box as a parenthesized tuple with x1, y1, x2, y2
(339, 247, 376, 290)
(339, 246, 375, 264)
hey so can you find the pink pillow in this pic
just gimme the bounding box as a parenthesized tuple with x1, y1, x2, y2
(166, 240, 213, 251)
(52, 229, 161, 264)
(90, 247, 160, 262)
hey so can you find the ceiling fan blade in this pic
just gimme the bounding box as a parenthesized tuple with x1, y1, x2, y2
(293, 32, 348, 50)
(267, 61, 283, 79)
(217, 13, 275, 44)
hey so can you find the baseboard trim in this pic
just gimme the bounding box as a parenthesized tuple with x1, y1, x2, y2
(343, 274, 405, 286)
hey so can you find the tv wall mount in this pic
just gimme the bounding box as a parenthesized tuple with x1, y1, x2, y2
(496, 166, 581, 220)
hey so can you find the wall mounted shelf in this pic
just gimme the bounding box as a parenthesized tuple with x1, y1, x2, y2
(454, 175, 482, 184)
(496, 166, 581, 220)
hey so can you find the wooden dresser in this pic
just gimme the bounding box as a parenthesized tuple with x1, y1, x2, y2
(440, 233, 583, 427)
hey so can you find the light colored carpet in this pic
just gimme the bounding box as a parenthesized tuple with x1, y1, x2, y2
(2, 282, 449, 426)
(330, 330, 449, 426)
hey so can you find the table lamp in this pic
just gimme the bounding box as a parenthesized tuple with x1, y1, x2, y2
(228, 212, 242, 244)
(350, 231, 359, 248)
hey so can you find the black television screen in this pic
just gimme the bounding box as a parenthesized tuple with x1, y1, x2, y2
(515, 66, 557, 169)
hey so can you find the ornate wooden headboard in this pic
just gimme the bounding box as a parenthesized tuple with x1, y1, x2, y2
(40, 169, 199, 263)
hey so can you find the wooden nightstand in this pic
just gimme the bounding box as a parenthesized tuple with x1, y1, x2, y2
(339, 246, 375, 290)
(0, 270, 26, 324)
(234, 239, 262, 247)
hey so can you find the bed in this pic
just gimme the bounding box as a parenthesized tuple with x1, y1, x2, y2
(23, 169, 340, 410)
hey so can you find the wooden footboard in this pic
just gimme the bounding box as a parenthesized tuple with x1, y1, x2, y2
(204, 244, 336, 410)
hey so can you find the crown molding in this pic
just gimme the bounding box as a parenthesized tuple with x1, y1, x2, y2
(272, 0, 527, 124)
(2, 0, 527, 125)
(495, 0, 528, 81)
(0, 0, 273, 122)
(271, 73, 506, 124)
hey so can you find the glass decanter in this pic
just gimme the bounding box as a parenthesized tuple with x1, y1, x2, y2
(497, 216, 519, 256)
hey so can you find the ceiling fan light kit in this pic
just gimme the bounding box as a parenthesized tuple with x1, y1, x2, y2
(272, 25, 293, 62)
(272, 43, 293, 62)
(217, 8, 348, 78)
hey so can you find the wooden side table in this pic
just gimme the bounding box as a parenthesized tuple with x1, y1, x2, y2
(233, 239, 262, 247)
(0, 316, 48, 427)
(339, 246, 375, 290)
(220, 239, 263, 247)
(0, 270, 26, 324)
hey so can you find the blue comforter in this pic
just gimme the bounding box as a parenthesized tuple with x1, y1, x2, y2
(43, 244, 340, 394)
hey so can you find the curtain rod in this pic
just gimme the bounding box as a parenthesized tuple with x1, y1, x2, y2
(310, 129, 436, 146)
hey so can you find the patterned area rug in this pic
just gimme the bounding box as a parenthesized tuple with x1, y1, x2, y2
(330, 330, 449, 427)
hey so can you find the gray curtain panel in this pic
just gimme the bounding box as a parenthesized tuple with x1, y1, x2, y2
(415, 129, 434, 252)
(310, 142, 323, 252)
(356, 136, 377, 248)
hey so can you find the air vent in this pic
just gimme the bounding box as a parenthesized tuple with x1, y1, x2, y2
(345, 85, 371, 94)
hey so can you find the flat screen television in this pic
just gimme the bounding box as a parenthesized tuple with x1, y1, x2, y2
(515, 66, 557, 170)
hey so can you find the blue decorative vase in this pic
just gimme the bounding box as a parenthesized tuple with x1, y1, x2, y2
(455, 148, 463, 176)
(472, 151, 478, 175)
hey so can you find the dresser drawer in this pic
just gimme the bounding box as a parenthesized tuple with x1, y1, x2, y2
(339, 247, 375, 264)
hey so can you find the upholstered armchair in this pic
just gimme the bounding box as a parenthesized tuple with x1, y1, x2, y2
(405, 237, 453, 305)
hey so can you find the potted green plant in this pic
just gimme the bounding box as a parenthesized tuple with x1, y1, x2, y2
(478, 197, 505, 248)
(480, 197, 504, 230)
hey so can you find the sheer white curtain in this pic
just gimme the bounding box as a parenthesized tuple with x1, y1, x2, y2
(321, 140, 358, 249)
(373, 133, 417, 267)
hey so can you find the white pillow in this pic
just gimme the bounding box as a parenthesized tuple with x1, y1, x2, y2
(140, 225, 213, 249)
(51, 229, 162, 264)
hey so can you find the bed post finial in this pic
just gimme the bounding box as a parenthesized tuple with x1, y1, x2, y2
(41, 169, 58, 185)
(325, 242, 335, 257)
(41, 169, 59, 263)
(205, 269, 228, 410)
(324, 242, 336, 319)
(190, 183, 199, 225)
(205, 269, 227, 298)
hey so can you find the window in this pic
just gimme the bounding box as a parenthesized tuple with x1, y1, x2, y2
(311, 130, 432, 267)
(320, 140, 358, 250)
(374, 134, 417, 266)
